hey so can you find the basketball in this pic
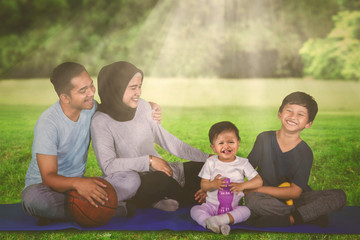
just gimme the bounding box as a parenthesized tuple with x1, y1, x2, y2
(67, 177, 118, 227)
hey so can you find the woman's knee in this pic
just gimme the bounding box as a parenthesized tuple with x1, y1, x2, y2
(105, 171, 141, 201)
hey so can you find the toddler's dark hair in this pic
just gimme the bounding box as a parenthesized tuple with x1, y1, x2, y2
(279, 92, 318, 122)
(209, 121, 240, 144)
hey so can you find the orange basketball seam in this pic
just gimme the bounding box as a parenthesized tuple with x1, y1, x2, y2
(67, 192, 117, 210)
(73, 203, 101, 226)
(67, 177, 117, 227)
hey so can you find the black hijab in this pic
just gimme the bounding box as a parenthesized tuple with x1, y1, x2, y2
(97, 61, 143, 121)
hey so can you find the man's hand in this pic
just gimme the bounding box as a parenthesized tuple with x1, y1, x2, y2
(194, 189, 207, 203)
(73, 178, 108, 208)
(150, 155, 173, 177)
(149, 101, 162, 124)
(36, 154, 109, 208)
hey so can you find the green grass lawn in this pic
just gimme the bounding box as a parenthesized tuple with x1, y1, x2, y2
(0, 78, 359, 239)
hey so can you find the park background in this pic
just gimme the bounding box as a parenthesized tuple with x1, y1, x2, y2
(0, 0, 360, 239)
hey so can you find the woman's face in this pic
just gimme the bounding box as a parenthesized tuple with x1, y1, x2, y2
(122, 72, 142, 108)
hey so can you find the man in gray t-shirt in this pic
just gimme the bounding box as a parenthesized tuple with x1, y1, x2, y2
(21, 62, 111, 223)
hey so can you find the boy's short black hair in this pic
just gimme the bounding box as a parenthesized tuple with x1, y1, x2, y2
(209, 121, 241, 144)
(50, 62, 86, 96)
(279, 91, 318, 122)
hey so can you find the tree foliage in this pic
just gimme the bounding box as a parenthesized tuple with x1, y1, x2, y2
(0, 0, 359, 79)
(0, 0, 158, 77)
(300, 11, 360, 80)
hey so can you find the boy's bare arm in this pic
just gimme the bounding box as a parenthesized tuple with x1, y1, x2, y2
(248, 182, 302, 200)
(229, 174, 263, 195)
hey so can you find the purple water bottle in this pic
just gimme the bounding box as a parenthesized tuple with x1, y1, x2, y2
(217, 177, 233, 215)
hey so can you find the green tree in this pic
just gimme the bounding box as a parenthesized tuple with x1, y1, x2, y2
(1, 0, 358, 79)
(0, 0, 157, 78)
(300, 11, 360, 80)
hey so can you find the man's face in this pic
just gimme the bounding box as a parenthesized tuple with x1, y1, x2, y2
(122, 72, 142, 108)
(67, 70, 96, 110)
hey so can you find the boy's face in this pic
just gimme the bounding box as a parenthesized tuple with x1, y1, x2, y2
(278, 103, 312, 133)
(211, 130, 239, 162)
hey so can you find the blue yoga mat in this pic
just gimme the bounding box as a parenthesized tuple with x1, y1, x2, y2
(1, 203, 359, 234)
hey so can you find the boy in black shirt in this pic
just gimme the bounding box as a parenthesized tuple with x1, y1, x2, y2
(245, 92, 346, 228)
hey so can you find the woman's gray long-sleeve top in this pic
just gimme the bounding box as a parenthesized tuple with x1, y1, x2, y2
(90, 99, 208, 177)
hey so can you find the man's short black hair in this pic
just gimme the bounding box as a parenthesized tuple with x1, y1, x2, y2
(50, 62, 86, 96)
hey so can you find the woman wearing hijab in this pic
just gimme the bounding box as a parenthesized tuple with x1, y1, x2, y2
(91, 61, 210, 212)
